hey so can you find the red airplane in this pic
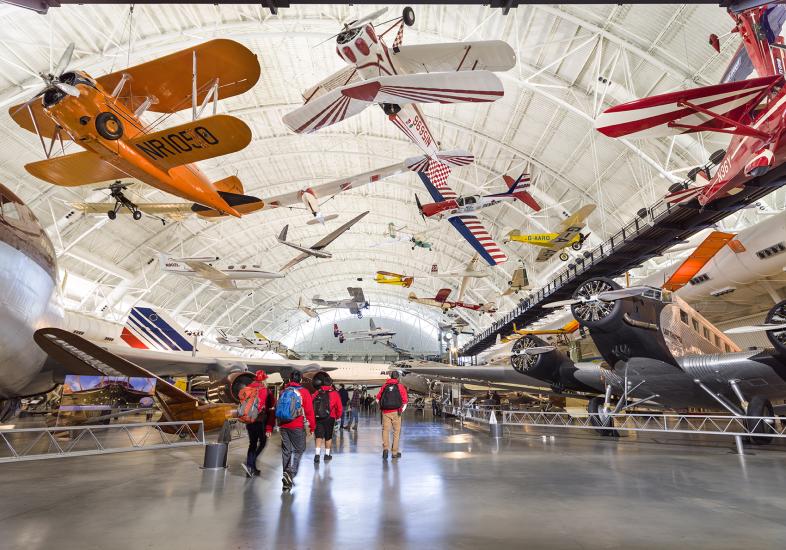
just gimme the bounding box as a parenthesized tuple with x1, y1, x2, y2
(595, 2, 786, 208)
(408, 288, 496, 314)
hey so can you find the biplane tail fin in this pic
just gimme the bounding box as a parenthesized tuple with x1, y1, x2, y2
(665, 184, 708, 206)
(213, 175, 244, 195)
(718, 3, 786, 83)
(502, 173, 541, 212)
(190, 190, 264, 217)
(404, 149, 474, 173)
(596, 75, 781, 139)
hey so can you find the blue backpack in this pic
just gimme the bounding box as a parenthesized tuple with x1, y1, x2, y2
(276, 385, 304, 423)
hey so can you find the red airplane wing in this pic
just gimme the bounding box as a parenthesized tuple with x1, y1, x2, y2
(596, 75, 781, 139)
(434, 288, 452, 303)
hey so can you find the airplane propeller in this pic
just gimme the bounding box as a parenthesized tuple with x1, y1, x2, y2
(415, 194, 425, 221)
(13, 43, 79, 115)
(544, 286, 651, 309)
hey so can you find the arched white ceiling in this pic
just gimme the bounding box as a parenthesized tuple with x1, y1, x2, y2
(0, 2, 782, 342)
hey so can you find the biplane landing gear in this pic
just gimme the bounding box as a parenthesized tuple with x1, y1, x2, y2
(402, 6, 415, 26)
(559, 252, 570, 262)
(101, 181, 142, 221)
(95, 112, 124, 140)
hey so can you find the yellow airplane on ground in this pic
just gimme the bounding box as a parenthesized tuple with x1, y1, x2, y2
(505, 204, 596, 262)
(513, 320, 579, 336)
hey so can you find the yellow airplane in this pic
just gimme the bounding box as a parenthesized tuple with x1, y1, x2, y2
(505, 204, 596, 262)
(375, 271, 414, 288)
(513, 320, 579, 336)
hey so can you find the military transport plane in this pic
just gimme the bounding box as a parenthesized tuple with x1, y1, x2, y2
(160, 254, 284, 290)
(9, 40, 262, 218)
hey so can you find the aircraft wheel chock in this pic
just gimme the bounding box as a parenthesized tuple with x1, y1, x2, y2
(402, 6, 415, 26)
(95, 112, 124, 140)
(559, 252, 569, 262)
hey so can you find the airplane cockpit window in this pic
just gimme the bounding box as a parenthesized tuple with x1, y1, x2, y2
(0, 196, 21, 222)
(464, 196, 478, 205)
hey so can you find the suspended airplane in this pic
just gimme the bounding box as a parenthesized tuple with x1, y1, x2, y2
(502, 266, 530, 296)
(505, 204, 596, 262)
(414, 170, 539, 265)
(283, 6, 514, 164)
(428, 255, 489, 280)
(313, 287, 370, 318)
(333, 319, 396, 344)
(8, 40, 262, 218)
(595, 2, 786, 209)
(160, 254, 284, 290)
(215, 329, 289, 355)
(71, 162, 407, 223)
(375, 271, 415, 288)
(277, 211, 369, 271)
(371, 222, 435, 251)
(408, 288, 496, 313)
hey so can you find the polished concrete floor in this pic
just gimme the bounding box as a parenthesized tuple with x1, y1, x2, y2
(2, 411, 786, 549)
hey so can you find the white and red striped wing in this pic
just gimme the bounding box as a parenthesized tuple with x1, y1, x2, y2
(341, 71, 504, 105)
(449, 215, 508, 266)
(283, 86, 370, 134)
(405, 149, 474, 173)
(665, 185, 706, 205)
(596, 75, 781, 139)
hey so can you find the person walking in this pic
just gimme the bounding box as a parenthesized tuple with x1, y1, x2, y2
(312, 378, 342, 463)
(376, 371, 408, 460)
(238, 370, 276, 477)
(275, 371, 315, 492)
(337, 384, 350, 428)
(345, 386, 363, 430)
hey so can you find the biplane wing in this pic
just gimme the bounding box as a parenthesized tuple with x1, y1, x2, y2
(391, 40, 516, 74)
(129, 114, 252, 172)
(26, 151, 130, 186)
(340, 70, 504, 105)
(535, 248, 557, 263)
(301, 65, 359, 103)
(596, 75, 782, 139)
(8, 100, 67, 137)
(558, 204, 596, 232)
(97, 39, 260, 114)
(71, 201, 195, 220)
(434, 288, 452, 303)
(261, 161, 407, 210)
(282, 85, 371, 134)
(348, 287, 366, 304)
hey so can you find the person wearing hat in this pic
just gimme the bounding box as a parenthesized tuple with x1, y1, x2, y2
(241, 370, 276, 477)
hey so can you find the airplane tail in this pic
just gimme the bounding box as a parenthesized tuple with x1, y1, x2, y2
(665, 184, 707, 205)
(278, 225, 289, 242)
(408, 291, 418, 301)
(333, 323, 341, 337)
(369, 319, 378, 331)
(121, 307, 195, 352)
(253, 331, 269, 342)
(404, 149, 474, 173)
(503, 174, 541, 212)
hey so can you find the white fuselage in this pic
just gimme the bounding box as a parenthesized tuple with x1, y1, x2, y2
(162, 260, 282, 280)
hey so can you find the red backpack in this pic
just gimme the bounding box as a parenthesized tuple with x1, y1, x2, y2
(237, 384, 266, 424)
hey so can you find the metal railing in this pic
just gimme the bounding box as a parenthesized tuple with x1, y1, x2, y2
(0, 421, 205, 463)
(444, 405, 786, 447)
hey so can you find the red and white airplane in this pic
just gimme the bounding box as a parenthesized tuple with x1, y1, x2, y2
(282, 7, 515, 165)
(408, 288, 496, 314)
(596, 1, 786, 208)
(413, 167, 540, 265)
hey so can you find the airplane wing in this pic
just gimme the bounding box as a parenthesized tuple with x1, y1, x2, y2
(348, 287, 366, 304)
(415, 162, 457, 200)
(662, 231, 736, 292)
(348, 303, 360, 315)
(341, 71, 504, 105)
(26, 151, 130, 187)
(279, 252, 310, 272)
(182, 260, 236, 290)
(400, 362, 551, 390)
(434, 288, 453, 303)
(260, 162, 406, 210)
(310, 211, 370, 250)
(457, 255, 479, 301)
(448, 215, 508, 266)
(129, 115, 252, 172)
(301, 65, 359, 103)
(97, 39, 260, 114)
(71, 201, 195, 220)
(391, 41, 516, 74)
(283, 85, 371, 134)
(543, 204, 596, 254)
(596, 75, 781, 139)
(535, 248, 557, 263)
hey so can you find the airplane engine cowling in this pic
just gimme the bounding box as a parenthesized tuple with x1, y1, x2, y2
(569, 278, 623, 330)
(765, 300, 786, 359)
(511, 335, 563, 382)
(209, 371, 255, 403)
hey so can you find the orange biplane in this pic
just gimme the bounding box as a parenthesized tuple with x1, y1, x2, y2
(9, 39, 261, 218)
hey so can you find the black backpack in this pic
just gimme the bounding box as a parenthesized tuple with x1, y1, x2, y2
(380, 382, 403, 410)
(314, 389, 331, 419)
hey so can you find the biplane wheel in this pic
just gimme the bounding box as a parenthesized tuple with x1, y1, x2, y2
(402, 6, 415, 26)
(107, 210, 117, 220)
(571, 242, 582, 251)
(382, 103, 401, 116)
(559, 252, 569, 262)
(132, 210, 142, 220)
(95, 112, 124, 140)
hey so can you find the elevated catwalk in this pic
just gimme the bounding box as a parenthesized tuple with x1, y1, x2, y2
(2, 412, 786, 548)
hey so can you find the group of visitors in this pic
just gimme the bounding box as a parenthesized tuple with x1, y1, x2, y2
(237, 370, 408, 491)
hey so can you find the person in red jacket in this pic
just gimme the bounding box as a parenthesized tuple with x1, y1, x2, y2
(278, 371, 315, 491)
(376, 371, 408, 460)
(241, 370, 277, 477)
(312, 378, 343, 464)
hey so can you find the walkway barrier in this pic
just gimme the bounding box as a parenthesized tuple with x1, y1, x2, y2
(443, 405, 786, 453)
(0, 421, 205, 463)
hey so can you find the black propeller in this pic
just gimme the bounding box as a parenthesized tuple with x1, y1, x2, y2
(415, 194, 425, 221)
